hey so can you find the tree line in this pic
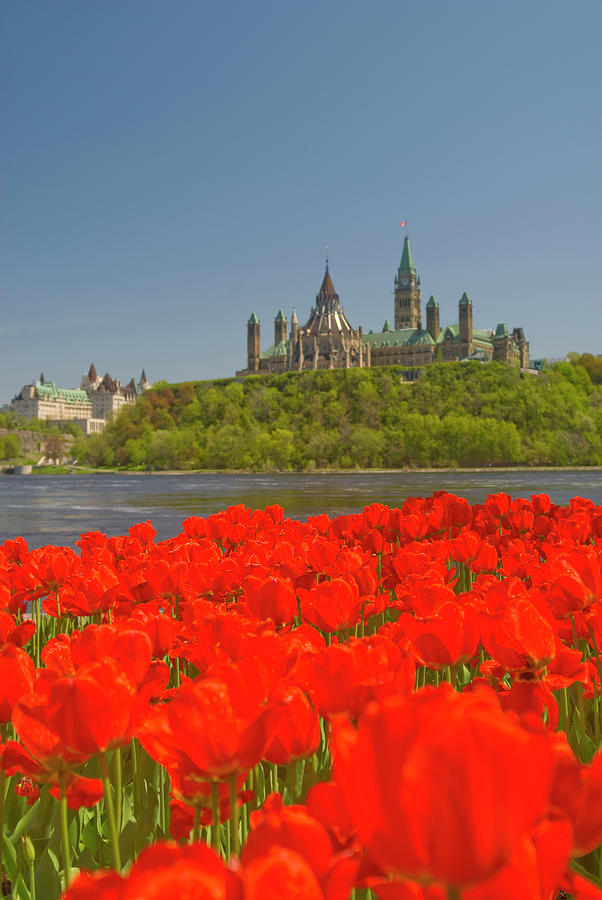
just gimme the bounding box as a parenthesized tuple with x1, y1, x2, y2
(69, 360, 602, 470)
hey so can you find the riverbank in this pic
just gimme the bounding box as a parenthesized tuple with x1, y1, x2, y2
(3, 463, 602, 477)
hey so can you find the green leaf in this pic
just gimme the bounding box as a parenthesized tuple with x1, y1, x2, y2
(1, 832, 18, 881)
(10, 873, 32, 900)
(571, 857, 602, 887)
(10, 789, 55, 844)
(80, 820, 99, 860)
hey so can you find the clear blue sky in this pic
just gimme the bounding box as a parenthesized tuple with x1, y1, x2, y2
(2, 0, 601, 402)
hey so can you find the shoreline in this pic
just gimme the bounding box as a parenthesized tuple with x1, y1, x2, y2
(4, 464, 602, 477)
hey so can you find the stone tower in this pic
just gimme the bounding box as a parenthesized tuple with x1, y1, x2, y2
(290, 307, 298, 343)
(458, 292, 474, 357)
(426, 295, 440, 341)
(247, 312, 261, 371)
(394, 236, 422, 330)
(274, 309, 287, 344)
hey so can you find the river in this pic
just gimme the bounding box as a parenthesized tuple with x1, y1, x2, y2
(1, 470, 601, 549)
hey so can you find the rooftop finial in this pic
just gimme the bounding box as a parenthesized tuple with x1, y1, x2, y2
(325, 245, 329, 271)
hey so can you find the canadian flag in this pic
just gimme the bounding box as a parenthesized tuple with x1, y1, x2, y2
(400, 220, 407, 226)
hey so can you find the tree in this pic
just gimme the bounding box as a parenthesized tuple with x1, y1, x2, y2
(0, 434, 21, 461)
(43, 434, 66, 464)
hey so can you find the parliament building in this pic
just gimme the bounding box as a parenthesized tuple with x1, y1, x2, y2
(238, 237, 530, 375)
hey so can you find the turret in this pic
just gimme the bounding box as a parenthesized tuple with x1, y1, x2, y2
(394, 236, 421, 330)
(290, 307, 299, 343)
(247, 312, 261, 371)
(274, 309, 287, 345)
(426, 295, 440, 342)
(458, 292, 474, 355)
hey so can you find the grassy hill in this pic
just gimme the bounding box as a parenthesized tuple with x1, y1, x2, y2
(72, 361, 602, 470)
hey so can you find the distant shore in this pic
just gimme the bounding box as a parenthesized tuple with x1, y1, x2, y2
(4, 464, 602, 477)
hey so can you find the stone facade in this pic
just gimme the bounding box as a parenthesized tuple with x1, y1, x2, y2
(238, 238, 530, 375)
(10, 366, 151, 430)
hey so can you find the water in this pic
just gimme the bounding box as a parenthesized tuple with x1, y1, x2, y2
(1, 470, 602, 549)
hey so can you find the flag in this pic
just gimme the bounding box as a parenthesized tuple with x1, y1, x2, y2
(400, 220, 407, 226)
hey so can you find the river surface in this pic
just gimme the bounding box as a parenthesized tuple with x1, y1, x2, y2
(1, 470, 602, 549)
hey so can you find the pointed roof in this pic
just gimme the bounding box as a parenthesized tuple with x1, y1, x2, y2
(275, 309, 286, 322)
(88, 363, 97, 381)
(459, 291, 472, 306)
(291, 307, 298, 324)
(303, 266, 355, 335)
(382, 319, 393, 332)
(317, 268, 338, 301)
(399, 236, 416, 274)
(426, 294, 439, 308)
(248, 312, 259, 325)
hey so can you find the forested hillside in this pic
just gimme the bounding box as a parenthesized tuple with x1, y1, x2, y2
(72, 361, 602, 470)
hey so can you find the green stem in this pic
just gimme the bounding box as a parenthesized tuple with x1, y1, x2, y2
(34, 599, 41, 668)
(560, 687, 571, 734)
(287, 760, 297, 804)
(228, 773, 239, 859)
(158, 764, 167, 835)
(587, 622, 602, 747)
(100, 753, 121, 872)
(114, 747, 122, 836)
(192, 803, 201, 844)
(271, 762, 279, 795)
(131, 739, 139, 816)
(29, 859, 36, 900)
(58, 772, 72, 888)
(0, 724, 6, 874)
(450, 662, 458, 689)
(211, 780, 220, 854)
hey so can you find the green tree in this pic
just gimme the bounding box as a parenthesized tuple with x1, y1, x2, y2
(0, 433, 21, 460)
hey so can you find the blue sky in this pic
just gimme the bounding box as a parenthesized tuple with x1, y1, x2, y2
(2, 0, 601, 402)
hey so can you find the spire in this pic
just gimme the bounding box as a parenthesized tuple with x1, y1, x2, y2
(426, 294, 439, 308)
(291, 307, 298, 325)
(317, 268, 338, 301)
(275, 309, 286, 322)
(399, 236, 416, 274)
(88, 363, 97, 381)
(248, 312, 259, 324)
(459, 291, 472, 306)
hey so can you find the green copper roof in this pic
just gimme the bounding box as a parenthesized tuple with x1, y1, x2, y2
(248, 312, 259, 325)
(382, 319, 393, 332)
(399, 236, 415, 274)
(495, 323, 509, 337)
(275, 309, 286, 322)
(473, 330, 494, 348)
(426, 295, 438, 308)
(438, 326, 493, 349)
(35, 381, 91, 405)
(364, 327, 435, 349)
(260, 340, 289, 359)
(459, 291, 472, 306)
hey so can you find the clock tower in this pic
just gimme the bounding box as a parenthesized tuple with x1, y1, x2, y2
(394, 235, 422, 331)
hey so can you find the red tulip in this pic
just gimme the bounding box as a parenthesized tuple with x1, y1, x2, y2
(332, 683, 554, 889)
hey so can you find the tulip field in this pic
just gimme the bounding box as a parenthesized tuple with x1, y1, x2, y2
(2, 492, 602, 899)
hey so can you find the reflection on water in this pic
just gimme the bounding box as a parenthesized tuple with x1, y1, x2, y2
(1, 470, 602, 549)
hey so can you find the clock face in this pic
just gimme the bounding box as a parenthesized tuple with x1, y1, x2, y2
(401, 278, 409, 287)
